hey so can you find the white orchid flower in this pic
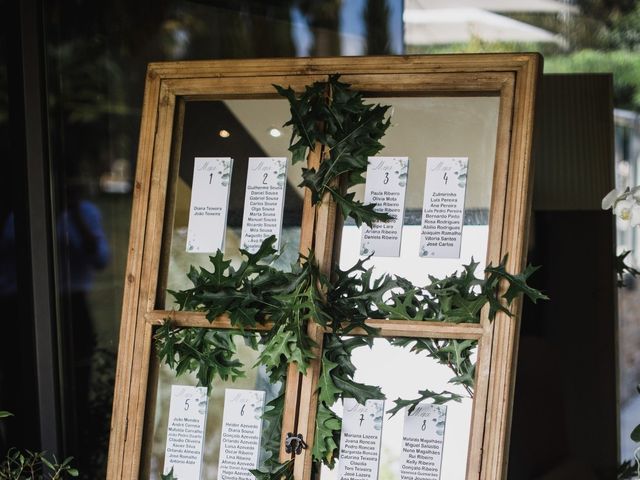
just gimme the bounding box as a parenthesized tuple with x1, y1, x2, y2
(602, 188, 624, 210)
(603, 186, 640, 226)
(614, 198, 640, 226)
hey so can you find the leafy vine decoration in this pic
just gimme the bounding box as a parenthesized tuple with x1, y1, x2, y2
(275, 74, 392, 227)
(153, 75, 548, 479)
(155, 237, 546, 474)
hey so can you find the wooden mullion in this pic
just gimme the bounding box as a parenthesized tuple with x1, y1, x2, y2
(146, 311, 486, 339)
(295, 137, 341, 480)
(145, 311, 272, 330)
(332, 320, 484, 340)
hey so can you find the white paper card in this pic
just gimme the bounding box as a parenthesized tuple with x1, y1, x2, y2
(400, 404, 447, 480)
(186, 157, 233, 252)
(218, 389, 266, 480)
(338, 398, 385, 480)
(163, 385, 208, 479)
(360, 157, 409, 257)
(240, 157, 288, 253)
(419, 157, 469, 258)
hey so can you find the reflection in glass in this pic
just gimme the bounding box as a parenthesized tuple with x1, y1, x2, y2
(321, 338, 476, 480)
(148, 334, 281, 478)
(163, 99, 305, 307)
(340, 96, 499, 282)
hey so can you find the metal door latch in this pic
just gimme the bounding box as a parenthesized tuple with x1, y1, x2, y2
(284, 432, 307, 455)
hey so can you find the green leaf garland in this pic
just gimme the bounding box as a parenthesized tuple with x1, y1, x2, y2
(155, 237, 547, 471)
(276, 75, 393, 228)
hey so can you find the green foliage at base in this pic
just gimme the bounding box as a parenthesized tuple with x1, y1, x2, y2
(0, 413, 78, 480)
(0, 449, 78, 480)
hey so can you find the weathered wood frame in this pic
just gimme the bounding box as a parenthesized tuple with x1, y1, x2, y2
(107, 54, 540, 480)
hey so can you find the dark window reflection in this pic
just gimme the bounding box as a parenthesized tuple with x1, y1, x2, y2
(0, 0, 40, 455)
(42, 1, 401, 477)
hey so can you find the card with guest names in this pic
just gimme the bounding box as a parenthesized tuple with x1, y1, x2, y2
(338, 398, 385, 480)
(217, 389, 266, 480)
(163, 385, 209, 479)
(185, 157, 233, 253)
(419, 157, 469, 259)
(360, 157, 409, 257)
(399, 403, 448, 480)
(240, 157, 288, 253)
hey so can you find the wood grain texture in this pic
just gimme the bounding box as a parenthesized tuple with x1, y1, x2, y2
(467, 75, 517, 477)
(121, 81, 177, 480)
(162, 72, 512, 99)
(106, 66, 161, 480)
(480, 54, 541, 480)
(146, 54, 537, 79)
(106, 53, 540, 480)
(154, 98, 185, 309)
(294, 185, 338, 480)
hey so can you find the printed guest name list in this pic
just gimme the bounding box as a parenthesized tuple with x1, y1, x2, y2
(186, 157, 233, 253)
(338, 399, 385, 480)
(163, 386, 208, 479)
(240, 157, 288, 253)
(419, 157, 469, 259)
(217, 389, 266, 480)
(360, 157, 409, 257)
(400, 404, 448, 480)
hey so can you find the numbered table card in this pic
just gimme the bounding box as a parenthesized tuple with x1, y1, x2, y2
(240, 157, 288, 253)
(400, 404, 447, 480)
(338, 398, 385, 480)
(163, 386, 209, 479)
(360, 157, 409, 257)
(419, 157, 468, 259)
(217, 389, 266, 480)
(186, 157, 233, 253)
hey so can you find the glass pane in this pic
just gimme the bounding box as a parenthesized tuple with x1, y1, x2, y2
(146, 334, 283, 478)
(0, 0, 40, 451)
(339, 96, 500, 281)
(321, 337, 476, 480)
(161, 99, 305, 308)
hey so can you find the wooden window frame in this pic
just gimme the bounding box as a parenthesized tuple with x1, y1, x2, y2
(107, 54, 541, 480)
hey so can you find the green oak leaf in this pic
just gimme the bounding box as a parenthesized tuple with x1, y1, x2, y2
(485, 257, 549, 307)
(261, 392, 285, 462)
(161, 468, 178, 480)
(388, 389, 463, 417)
(251, 460, 293, 480)
(312, 402, 342, 467)
(317, 356, 341, 406)
(377, 289, 425, 320)
(332, 377, 384, 406)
